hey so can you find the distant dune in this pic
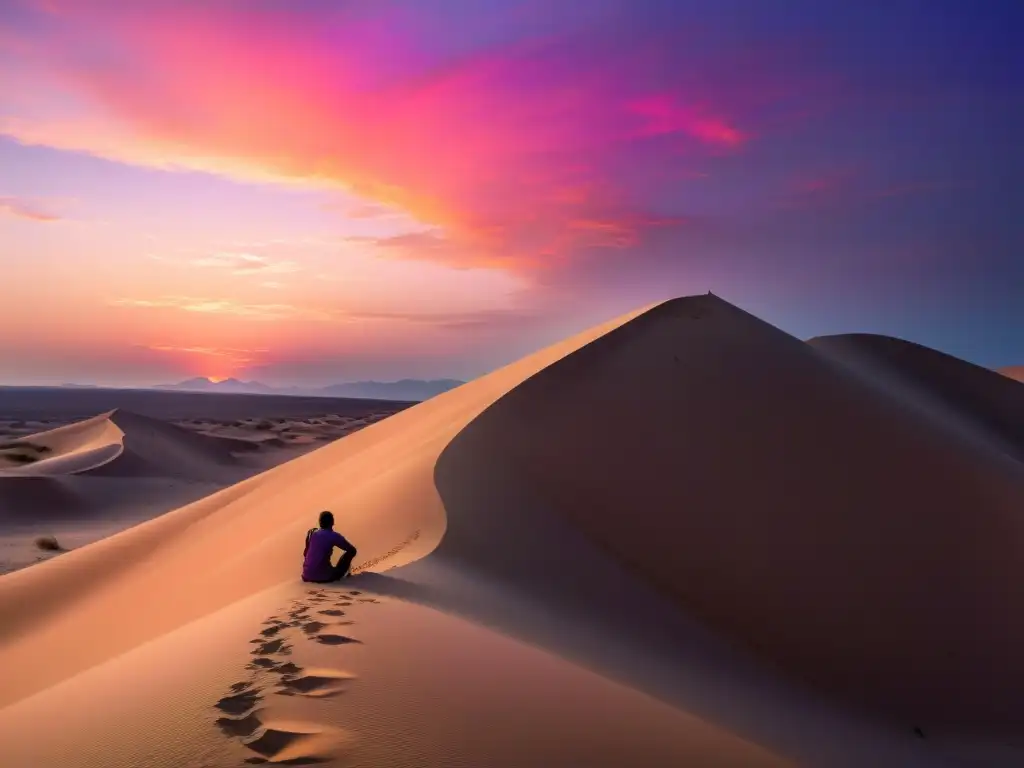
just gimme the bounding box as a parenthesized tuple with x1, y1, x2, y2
(999, 365, 1024, 383)
(0, 295, 1020, 766)
(0, 410, 242, 480)
(0, 385, 412, 421)
(153, 376, 466, 401)
(809, 334, 1024, 460)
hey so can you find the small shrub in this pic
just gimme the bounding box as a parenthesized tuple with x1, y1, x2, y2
(34, 535, 62, 552)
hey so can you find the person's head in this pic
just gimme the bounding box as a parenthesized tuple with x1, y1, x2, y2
(318, 510, 335, 529)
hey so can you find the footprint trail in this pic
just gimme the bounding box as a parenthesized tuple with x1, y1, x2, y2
(209, 583, 381, 764)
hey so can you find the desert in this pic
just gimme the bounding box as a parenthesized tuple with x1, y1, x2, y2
(0, 391, 408, 577)
(1, 1, 1018, 764)
(0, 295, 1021, 767)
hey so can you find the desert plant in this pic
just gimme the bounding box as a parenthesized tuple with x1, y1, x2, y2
(34, 535, 62, 552)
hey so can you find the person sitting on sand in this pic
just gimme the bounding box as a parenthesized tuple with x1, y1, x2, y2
(302, 510, 358, 583)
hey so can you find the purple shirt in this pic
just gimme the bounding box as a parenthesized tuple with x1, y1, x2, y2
(302, 528, 352, 582)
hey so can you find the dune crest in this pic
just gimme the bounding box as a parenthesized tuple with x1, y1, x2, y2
(810, 333, 1024, 460)
(0, 411, 124, 476)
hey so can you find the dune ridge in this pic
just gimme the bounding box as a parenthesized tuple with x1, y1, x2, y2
(997, 365, 1024, 383)
(810, 333, 1024, 461)
(0, 411, 124, 476)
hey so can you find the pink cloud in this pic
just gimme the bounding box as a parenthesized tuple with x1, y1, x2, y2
(0, 196, 61, 222)
(0, 2, 804, 271)
(628, 94, 747, 147)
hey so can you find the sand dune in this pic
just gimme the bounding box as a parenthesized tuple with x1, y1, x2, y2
(810, 333, 1024, 460)
(999, 365, 1024, 383)
(0, 295, 1019, 766)
(0, 409, 245, 479)
(431, 297, 1024, 736)
(0, 411, 125, 476)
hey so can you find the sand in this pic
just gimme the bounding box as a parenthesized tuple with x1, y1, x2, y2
(999, 365, 1024, 383)
(0, 294, 1020, 767)
(0, 401, 405, 576)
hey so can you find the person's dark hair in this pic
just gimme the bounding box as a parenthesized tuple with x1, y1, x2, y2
(318, 510, 334, 529)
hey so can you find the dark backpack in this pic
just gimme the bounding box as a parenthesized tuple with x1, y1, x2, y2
(303, 527, 317, 556)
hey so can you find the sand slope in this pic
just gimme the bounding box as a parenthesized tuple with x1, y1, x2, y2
(0, 307, 644, 709)
(0, 295, 1019, 765)
(810, 333, 1024, 460)
(430, 295, 1024, 743)
(0, 411, 125, 476)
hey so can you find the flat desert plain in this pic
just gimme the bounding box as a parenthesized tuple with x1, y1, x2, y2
(0, 294, 1022, 767)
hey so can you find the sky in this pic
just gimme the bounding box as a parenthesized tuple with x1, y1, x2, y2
(0, 0, 1021, 386)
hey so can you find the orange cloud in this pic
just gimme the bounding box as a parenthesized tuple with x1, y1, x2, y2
(190, 253, 301, 276)
(110, 296, 341, 321)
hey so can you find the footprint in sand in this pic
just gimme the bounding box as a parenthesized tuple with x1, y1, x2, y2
(277, 668, 355, 698)
(215, 689, 262, 716)
(216, 708, 265, 737)
(252, 638, 292, 656)
(241, 720, 343, 764)
(215, 604, 364, 762)
(311, 633, 361, 646)
(272, 661, 302, 678)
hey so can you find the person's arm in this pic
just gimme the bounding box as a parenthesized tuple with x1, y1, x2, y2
(331, 530, 356, 554)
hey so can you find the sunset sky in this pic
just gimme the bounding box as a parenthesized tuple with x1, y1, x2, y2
(1, 0, 1020, 386)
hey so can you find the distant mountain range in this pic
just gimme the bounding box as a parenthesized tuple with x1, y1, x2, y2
(151, 377, 466, 401)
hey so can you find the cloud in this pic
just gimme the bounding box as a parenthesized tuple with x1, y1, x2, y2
(0, 1, 806, 273)
(110, 293, 536, 329)
(344, 307, 544, 330)
(143, 344, 264, 364)
(627, 94, 747, 147)
(190, 252, 301, 276)
(110, 296, 339, 321)
(341, 202, 403, 220)
(0, 196, 61, 222)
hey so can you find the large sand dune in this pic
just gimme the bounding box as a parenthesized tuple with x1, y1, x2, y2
(429, 296, 1024, 741)
(0, 295, 1019, 766)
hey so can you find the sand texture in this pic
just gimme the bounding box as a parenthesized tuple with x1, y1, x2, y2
(0, 294, 1021, 767)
